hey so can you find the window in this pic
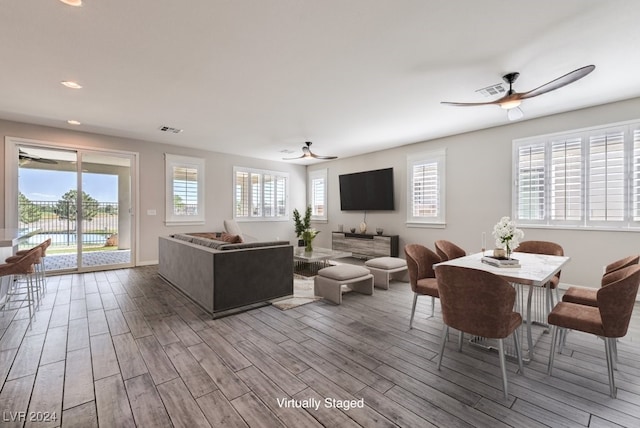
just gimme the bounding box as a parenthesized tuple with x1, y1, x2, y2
(513, 121, 640, 230)
(233, 166, 289, 221)
(407, 149, 446, 226)
(308, 168, 327, 221)
(165, 154, 205, 225)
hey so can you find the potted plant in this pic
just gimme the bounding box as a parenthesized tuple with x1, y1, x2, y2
(293, 206, 319, 251)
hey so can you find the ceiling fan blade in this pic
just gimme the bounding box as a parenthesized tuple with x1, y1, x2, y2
(440, 100, 501, 107)
(282, 153, 306, 160)
(310, 154, 338, 160)
(19, 149, 58, 164)
(519, 65, 595, 100)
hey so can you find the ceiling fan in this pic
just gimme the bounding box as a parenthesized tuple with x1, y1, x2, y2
(282, 141, 337, 160)
(19, 149, 58, 166)
(441, 64, 595, 121)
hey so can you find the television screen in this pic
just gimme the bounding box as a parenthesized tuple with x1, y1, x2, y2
(339, 168, 394, 211)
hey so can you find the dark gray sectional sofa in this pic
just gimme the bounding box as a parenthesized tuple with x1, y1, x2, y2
(158, 234, 293, 318)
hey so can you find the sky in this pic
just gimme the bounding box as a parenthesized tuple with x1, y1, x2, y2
(19, 169, 118, 202)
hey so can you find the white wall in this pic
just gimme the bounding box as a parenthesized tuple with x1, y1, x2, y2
(308, 97, 640, 289)
(1, 119, 307, 264)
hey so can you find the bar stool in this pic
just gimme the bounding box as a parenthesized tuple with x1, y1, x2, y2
(6, 238, 51, 298)
(0, 246, 42, 327)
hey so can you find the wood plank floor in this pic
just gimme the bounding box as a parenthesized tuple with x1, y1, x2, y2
(1, 266, 640, 427)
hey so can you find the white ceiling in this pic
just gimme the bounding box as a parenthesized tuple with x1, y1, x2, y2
(2, 1, 640, 164)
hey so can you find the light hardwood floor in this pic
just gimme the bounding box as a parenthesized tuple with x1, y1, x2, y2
(1, 266, 640, 427)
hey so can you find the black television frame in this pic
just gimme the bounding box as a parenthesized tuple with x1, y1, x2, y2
(339, 167, 394, 211)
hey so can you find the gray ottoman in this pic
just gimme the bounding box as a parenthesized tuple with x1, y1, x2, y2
(364, 257, 408, 289)
(314, 265, 374, 305)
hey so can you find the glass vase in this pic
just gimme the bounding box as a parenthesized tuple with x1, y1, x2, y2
(304, 239, 313, 252)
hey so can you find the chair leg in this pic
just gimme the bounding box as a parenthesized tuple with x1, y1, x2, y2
(605, 337, 617, 398)
(612, 339, 618, 370)
(430, 296, 435, 318)
(457, 331, 464, 352)
(437, 325, 448, 370)
(409, 293, 418, 329)
(558, 329, 567, 354)
(498, 338, 509, 400)
(513, 328, 524, 375)
(548, 325, 559, 375)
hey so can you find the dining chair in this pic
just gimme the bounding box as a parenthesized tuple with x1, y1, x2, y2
(435, 265, 524, 399)
(514, 240, 564, 308)
(434, 240, 466, 261)
(404, 244, 441, 328)
(547, 264, 640, 398)
(0, 246, 42, 327)
(562, 255, 639, 307)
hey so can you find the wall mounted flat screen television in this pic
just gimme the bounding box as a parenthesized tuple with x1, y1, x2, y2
(339, 168, 394, 211)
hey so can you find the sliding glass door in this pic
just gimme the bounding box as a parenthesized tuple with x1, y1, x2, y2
(14, 142, 135, 272)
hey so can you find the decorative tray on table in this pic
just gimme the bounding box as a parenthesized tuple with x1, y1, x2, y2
(481, 256, 521, 268)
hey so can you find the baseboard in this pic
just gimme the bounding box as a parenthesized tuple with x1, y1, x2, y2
(136, 260, 158, 266)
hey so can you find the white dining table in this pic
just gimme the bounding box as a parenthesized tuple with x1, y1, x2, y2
(435, 251, 571, 361)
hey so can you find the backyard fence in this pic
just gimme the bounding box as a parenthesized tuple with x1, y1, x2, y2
(18, 200, 119, 247)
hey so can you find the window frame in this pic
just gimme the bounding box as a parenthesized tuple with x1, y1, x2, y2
(165, 153, 205, 226)
(233, 166, 290, 222)
(512, 120, 640, 231)
(406, 149, 446, 228)
(308, 168, 328, 222)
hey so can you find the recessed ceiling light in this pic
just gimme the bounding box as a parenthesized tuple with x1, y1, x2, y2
(61, 81, 82, 89)
(67, 120, 81, 125)
(59, 0, 83, 6)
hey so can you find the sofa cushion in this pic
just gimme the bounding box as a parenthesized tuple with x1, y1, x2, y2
(219, 241, 290, 250)
(172, 233, 194, 243)
(188, 232, 222, 240)
(318, 265, 371, 281)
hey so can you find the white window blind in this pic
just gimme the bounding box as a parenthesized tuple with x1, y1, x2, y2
(633, 128, 640, 221)
(165, 154, 205, 225)
(233, 166, 289, 221)
(513, 121, 640, 230)
(550, 137, 582, 222)
(407, 150, 446, 226)
(308, 169, 328, 221)
(516, 144, 545, 222)
(588, 130, 625, 222)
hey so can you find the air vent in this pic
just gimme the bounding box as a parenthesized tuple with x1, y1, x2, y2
(159, 126, 183, 134)
(475, 83, 506, 97)
(279, 149, 295, 154)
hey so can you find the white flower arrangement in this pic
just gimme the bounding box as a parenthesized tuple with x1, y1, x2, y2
(492, 216, 524, 256)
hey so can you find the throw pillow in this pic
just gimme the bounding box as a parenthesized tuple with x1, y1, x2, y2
(219, 232, 242, 243)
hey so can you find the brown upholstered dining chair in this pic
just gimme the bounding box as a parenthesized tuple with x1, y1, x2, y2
(515, 240, 564, 306)
(562, 255, 639, 307)
(548, 264, 640, 398)
(434, 240, 466, 261)
(435, 265, 524, 399)
(404, 244, 441, 329)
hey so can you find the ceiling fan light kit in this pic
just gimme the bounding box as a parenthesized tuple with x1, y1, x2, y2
(441, 64, 595, 121)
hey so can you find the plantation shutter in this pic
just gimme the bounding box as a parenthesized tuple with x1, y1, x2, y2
(172, 166, 198, 216)
(411, 161, 439, 218)
(588, 130, 625, 222)
(550, 137, 582, 222)
(516, 144, 545, 221)
(235, 171, 250, 217)
(311, 176, 325, 217)
(632, 128, 640, 222)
